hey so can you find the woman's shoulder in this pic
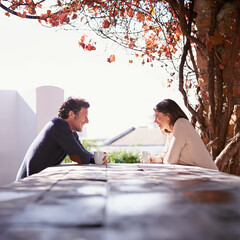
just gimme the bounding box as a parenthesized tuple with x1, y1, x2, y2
(175, 118, 190, 126)
(173, 118, 193, 133)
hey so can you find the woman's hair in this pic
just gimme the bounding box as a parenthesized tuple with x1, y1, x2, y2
(58, 97, 90, 119)
(154, 99, 188, 126)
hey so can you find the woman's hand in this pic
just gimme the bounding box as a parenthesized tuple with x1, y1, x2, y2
(102, 154, 109, 165)
(150, 156, 164, 164)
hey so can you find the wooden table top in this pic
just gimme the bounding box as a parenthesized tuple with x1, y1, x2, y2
(1, 163, 240, 240)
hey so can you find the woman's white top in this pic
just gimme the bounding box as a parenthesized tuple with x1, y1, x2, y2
(162, 118, 218, 170)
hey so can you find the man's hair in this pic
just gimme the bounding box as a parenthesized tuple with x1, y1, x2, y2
(154, 98, 188, 126)
(58, 97, 90, 119)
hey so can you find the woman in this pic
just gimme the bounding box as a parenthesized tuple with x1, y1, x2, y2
(150, 99, 218, 170)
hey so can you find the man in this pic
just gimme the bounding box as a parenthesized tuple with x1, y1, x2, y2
(16, 97, 107, 181)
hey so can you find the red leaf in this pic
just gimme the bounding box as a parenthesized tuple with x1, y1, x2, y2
(219, 64, 224, 70)
(136, 11, 145, 22)
(72, 14, 77, 20)
(210, 32, 224, 46)
(127, 8, 134, 18)
(102, 19, 110, 28)
(107, 54, 115, 63)
(86, 44, 96, 51)
(80, 34, 86, 43)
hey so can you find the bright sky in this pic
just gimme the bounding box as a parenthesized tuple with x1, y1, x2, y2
(0, 11, 185, 139)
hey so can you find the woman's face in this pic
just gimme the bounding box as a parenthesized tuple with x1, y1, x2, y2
(154, 111, 171, 132)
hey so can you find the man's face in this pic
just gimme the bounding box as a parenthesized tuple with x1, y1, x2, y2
(70, 108, 89, 132)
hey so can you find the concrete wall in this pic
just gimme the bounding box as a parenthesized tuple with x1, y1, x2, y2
(0, 91, 36, 186)
(36, 86, 64, 134)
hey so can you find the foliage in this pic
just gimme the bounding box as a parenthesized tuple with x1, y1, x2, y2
(64, 139, 97, 163)
(1, 0, 240, 174)
(82, 139, 97, 152)
(64, 147, 140, 164)
(107, 148, 140, 164)
(64, 155, 72, 164)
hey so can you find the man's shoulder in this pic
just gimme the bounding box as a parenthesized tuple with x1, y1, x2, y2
(48, 118, 70, 131)
(51, 117, 68, 126)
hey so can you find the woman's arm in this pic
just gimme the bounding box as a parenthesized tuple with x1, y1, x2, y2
(150, 134, 170, 163)
(163, 119, 186, 164)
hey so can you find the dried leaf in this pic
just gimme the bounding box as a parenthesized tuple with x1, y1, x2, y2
(107, 54, 115, 63)
(102, 19, 110, 28)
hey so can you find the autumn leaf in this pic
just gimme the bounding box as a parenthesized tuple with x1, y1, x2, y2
(17, 11, 27, 18)
(57, 0, 62, 6)
(127, 8, 134, 18)
(149, 8, 155, 16)
(120, 9, 127, 18)
(102, 19, 110, 28)
(107, 54, 115, 63)
(5, 12, 10, 17)
(136, 11, 145, 22)
(86, 44, 96, 51)
(219, 64, 224, 70)
(72, 14, 77, 20)
(58, 13, 69, 23)
(78, 42, 86, 49)
(80, 34, 86, 43)
(224, 36, 233, 49)
(210, 32, 224, 46)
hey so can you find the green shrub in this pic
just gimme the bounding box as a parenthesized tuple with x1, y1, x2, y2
(82, 139, 97, 152)
(64, 139, 97, 164)
(64, 155, 72, 163)
(63, 138, 140, 164)
(108, 148, 140, 164)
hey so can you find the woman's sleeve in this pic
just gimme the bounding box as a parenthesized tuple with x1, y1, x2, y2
(158, 134, 170, 159)
(163, 120, 186, 164)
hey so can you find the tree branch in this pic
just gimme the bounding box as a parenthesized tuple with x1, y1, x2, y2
(0, 2, 42, 19)
(215, 131, 240, 171)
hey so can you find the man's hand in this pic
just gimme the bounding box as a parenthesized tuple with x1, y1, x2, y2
(70, 155, 82, 164)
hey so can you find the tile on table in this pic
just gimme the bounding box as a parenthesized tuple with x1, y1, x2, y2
(11, 195, 106, 227)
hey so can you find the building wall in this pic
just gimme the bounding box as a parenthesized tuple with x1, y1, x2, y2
(36, 86, 64, 134)
(0, 91, 36, 186)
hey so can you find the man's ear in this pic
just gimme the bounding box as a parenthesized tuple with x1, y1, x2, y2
(68, 110, 75, 118)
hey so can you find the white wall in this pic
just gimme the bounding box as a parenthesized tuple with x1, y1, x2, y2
(36, 86, 64, 134)
(0, 91, 36, 186)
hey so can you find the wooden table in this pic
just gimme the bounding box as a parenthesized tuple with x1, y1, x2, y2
(0, 163, 240, 240)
